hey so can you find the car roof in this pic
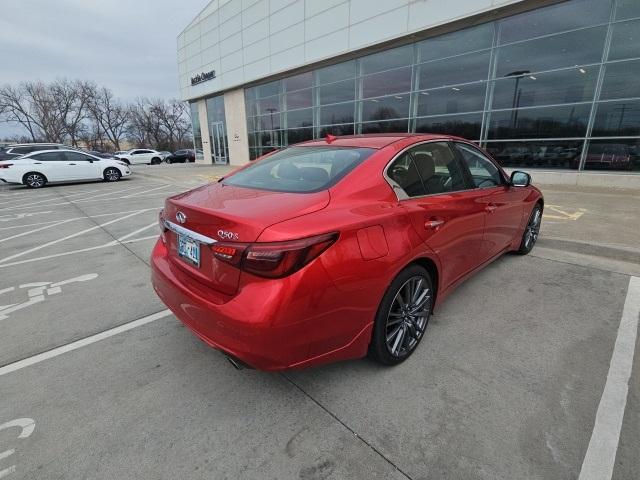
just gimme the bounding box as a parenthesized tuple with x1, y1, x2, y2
(295, 133, 463, 149)
(8, 143, 63, 147)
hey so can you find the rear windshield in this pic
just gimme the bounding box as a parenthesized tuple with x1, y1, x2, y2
(223, 146, 375, 193)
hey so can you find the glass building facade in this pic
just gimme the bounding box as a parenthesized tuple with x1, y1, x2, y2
(205, 95, 229, 164)
(242, 0, 640, 171)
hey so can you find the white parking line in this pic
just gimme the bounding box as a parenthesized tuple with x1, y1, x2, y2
(578, 276, 640, 480)
(0, 310, 172, 377)
(0, 210, 146, 264)
(0, 219, 75, 244)
(116, 222, 157, 242)
(0, 208, 159, 230)
(119, 184, 171, 198)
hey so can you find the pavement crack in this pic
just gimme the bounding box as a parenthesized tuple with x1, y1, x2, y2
(281, 373, 414, 480)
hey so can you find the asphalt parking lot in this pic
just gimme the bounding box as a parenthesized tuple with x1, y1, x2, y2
(0, 165, 638, 480)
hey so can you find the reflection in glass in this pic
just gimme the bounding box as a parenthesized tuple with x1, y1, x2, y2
(491, 67, 598, 110)
(495, 26, 607, 77)
(615, 0, 640, 20)
(485, 141, 583, 169)
(285, 88, 312, 109)
(316, 60, 356, 85)
(415, 113, 482, 139)
(190, 102, 203, 160)
(286, 127, 314, 145)
(284, 72, 312, 91)
(319, 124, 355, 137)
(418, 23, 493, 62)
(318, 79, 355, 105)
(416, 83, 486, 116)
(361, 95, 410, 122)
(592, 100, 640, 137)
(257, 111, 282, 130)
(488, 104, 591, 139)
(600, 60, 640, 100)
(361, 119, 409, 134)
(256, 95, 281, 115)
(319, 103, 354, 125)
(418, 51, 490, 89)
(609, 19, 640, 61)
(585, 140, 640, 171)
(360, 45, 412, 75)
(498, 0, 610, 45)
(362, 67, 412, 98)
(256, 81, 280, 98)
(286, 108, 313, 128)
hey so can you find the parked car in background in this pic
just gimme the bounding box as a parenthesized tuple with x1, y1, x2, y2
(0, 149, 131, 188)
(152, 133, 543, 371)
(158, 151, 172, 161)
(114, 149, 163, 165)
(584, 143, 632, 170)
(165, 149, 195, 164)
(0, 143, 66, 161)
(88, 150, 117, 159)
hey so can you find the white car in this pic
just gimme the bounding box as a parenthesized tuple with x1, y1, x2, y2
(115, 149, 164, 165)
(0, 149, 131, 188)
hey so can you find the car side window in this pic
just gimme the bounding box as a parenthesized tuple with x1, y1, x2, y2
(409, 142, 468, 195)
(455, 143, 503, 188)
(32, 152, 65, 162)
(12, 147, 32, 154)
(387, 152, 427, 197)
(64, 152, 93, 162)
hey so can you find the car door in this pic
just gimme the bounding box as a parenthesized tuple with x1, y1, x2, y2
(453, 142, 526, 259)
(28, 151, 69, 181)
(388, 141, 487, 291)
(63, 152, 101, 180)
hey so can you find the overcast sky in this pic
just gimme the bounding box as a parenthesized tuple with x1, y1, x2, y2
(0, 0, 206, 137)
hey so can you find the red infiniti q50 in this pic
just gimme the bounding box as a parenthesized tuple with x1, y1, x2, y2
(151, 134, 543, 370)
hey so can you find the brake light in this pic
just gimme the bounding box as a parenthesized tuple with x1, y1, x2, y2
(212, 232, 338, 279)
(0, 164, 13, 168)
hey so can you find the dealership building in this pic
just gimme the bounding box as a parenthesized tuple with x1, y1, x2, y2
(178, 0, 640, 173)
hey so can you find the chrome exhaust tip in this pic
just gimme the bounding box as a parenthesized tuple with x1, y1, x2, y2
(226, 355, 244, 370)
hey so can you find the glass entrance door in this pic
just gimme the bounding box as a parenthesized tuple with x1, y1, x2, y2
(210, 121, 228, 164)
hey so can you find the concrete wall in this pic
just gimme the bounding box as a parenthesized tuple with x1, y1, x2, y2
(177, 0, 526, 101)
(223, 88, 250, 166)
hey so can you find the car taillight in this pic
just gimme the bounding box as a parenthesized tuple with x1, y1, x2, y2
(212, 232, 338, 279)
(0, 164, 13, 168)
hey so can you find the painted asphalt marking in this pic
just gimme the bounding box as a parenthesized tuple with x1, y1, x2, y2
(0, 210, 146, 264)
(119, 184, 171, 198)
(544, 204, 587, 221)
(0, 418, 35, 479)
(578, 276, 640, 480)
(0, 208, 159, 230)
(0, 274, 98, 321)
(0, 234, 157, 268)
(0, 310, 172, 377)
(0, 211, 53, 223)
(0, 219, 76, 244)
(116, 222, 157, 242)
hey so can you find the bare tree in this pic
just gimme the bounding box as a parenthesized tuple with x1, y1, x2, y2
(88, 87, 130, 151)
(50, 79, 96, 146)
(0, 82, 46, 141)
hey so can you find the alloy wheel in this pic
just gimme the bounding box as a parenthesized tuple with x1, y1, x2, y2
(105, 168, 120, 181)
(26, 174, 44, 188)
(524, 207, 541, 250)
(385, 275, 431, 357)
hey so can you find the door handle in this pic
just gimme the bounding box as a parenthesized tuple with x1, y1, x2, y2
(68, 163, 76, 165)
(34, 162, 42, 164)
(425, 219, 445, 230)
(485, 203, 498, 213)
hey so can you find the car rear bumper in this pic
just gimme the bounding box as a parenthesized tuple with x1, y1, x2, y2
(150, 238, 372, 371)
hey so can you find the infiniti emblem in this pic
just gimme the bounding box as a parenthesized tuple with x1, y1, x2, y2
(176, 211, 187, 224)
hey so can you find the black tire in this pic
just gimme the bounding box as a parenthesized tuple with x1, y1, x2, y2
(166, 158, 172, 164)
(151, 157, 161, 165)
(123, 159, 130, 165)
(103, 167, 121, 182)
(23, 172, 46, 189)
(369, 265, 433, 366)
(517, 204, 542, 255)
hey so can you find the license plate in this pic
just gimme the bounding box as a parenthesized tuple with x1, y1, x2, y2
(178, 234, 200, 267)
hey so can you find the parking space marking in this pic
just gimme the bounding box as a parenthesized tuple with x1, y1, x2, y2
(0, 310, 171, 377)
(0, 208, 159, 231)
(544, 204, 587, 221)
(119, 184, 171, 198)
(0, 212, 53, 223)
(0, 219, 76, 244)
(579, 276, 640, 480)
(0, 210, 147, 265)
(116, 222, 157, 242)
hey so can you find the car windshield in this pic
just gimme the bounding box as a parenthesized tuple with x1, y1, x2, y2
(224, 146, 375, 193)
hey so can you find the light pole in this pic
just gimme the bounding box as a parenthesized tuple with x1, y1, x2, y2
(505, 70, 530, 129)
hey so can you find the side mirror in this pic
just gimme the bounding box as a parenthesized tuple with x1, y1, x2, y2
(510, 171, 531, 187)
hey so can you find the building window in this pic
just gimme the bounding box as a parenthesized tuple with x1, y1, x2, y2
(241, 0, 640, 171)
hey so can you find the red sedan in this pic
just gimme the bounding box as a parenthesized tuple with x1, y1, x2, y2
(151, 134, 543, 370)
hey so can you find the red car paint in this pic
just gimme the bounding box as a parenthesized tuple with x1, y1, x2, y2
(151, 134, 543, 370)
